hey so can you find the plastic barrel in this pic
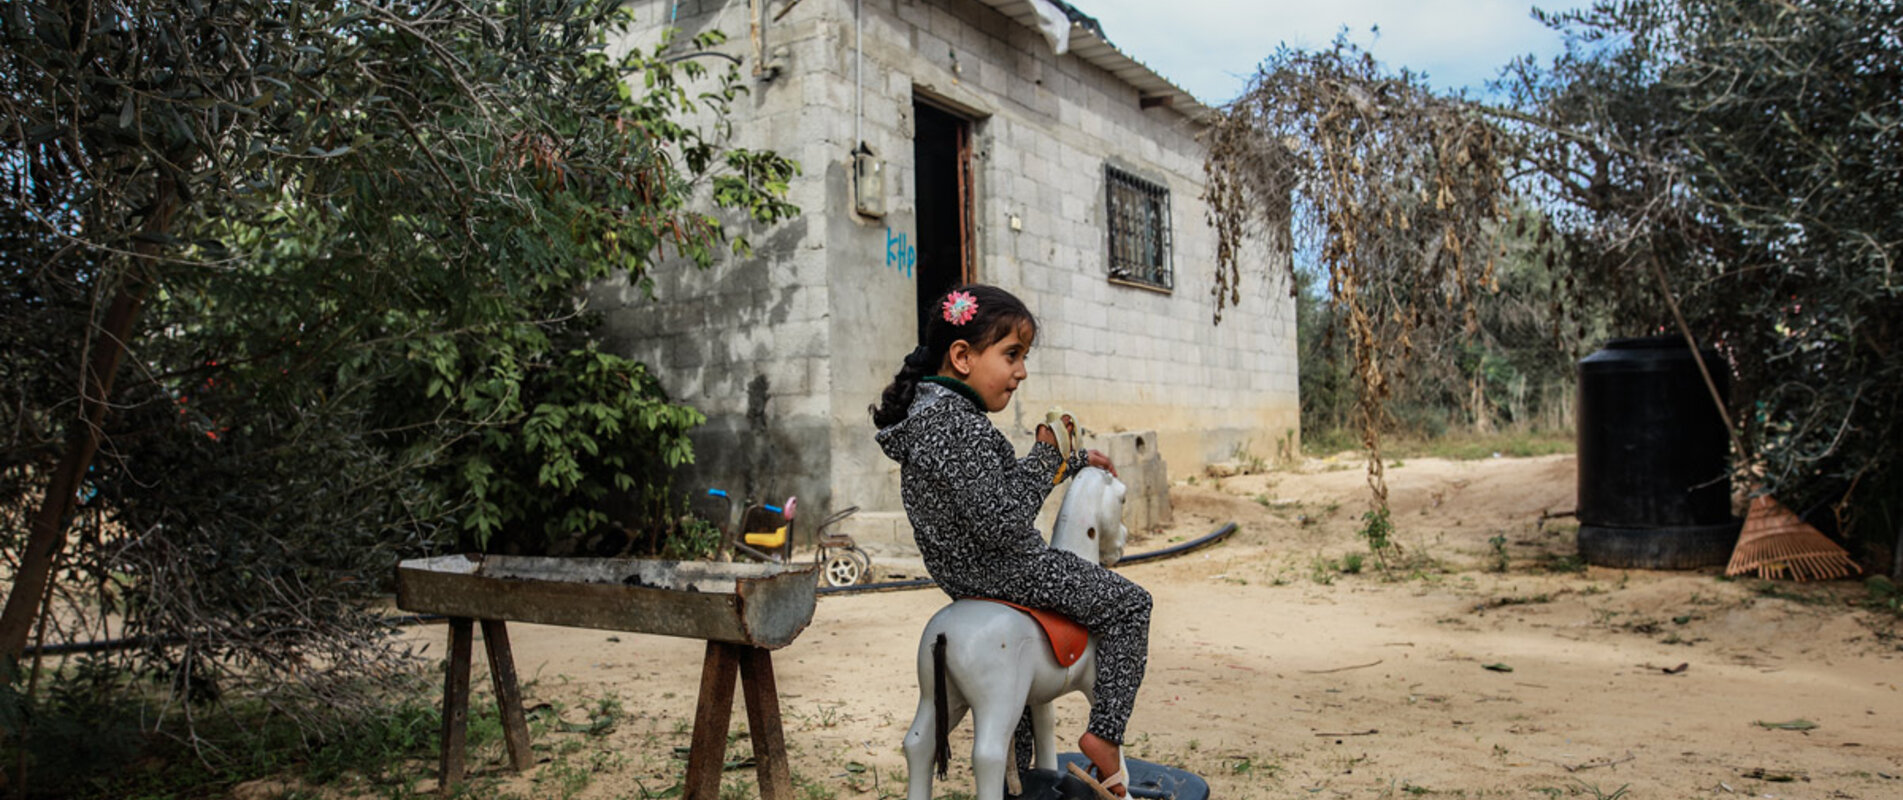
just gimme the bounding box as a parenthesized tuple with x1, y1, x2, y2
(1575, 336, 1741, 568)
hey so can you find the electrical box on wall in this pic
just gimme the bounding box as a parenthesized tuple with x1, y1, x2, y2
(852, 144, 885, 218)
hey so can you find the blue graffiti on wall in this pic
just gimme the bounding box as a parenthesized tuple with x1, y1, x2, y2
(885, 227, 916, 278)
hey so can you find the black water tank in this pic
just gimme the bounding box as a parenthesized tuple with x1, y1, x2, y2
(1575, 336, 1741, 568)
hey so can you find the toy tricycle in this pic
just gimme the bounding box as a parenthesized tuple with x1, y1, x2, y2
(697, 490, 870, 586)
(812, 505, 869, 587)
(698, 489, 796, 563)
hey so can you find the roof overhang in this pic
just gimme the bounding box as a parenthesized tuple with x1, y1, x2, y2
(968, 0, 1217, 124)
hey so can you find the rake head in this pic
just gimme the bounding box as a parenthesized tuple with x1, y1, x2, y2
(1725, 495, 1862, 582)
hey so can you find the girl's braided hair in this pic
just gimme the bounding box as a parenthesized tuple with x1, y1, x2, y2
(869, 284, 1037, 428)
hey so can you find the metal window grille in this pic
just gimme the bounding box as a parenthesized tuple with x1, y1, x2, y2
(1104, 165, 1172, 291)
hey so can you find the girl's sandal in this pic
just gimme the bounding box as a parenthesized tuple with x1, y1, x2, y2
(1065, 755, 1130, 800)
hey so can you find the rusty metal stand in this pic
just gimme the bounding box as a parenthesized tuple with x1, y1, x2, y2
(684, 641, 793, 800)
(439, 617, 534, 790)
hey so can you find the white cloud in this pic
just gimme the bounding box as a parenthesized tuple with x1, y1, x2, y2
(1074, 0, 1589, 105)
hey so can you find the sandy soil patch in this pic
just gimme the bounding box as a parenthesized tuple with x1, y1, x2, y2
(397, 455, 1902, 799)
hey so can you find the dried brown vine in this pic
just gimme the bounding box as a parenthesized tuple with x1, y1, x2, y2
(1205, 40, 1513, 564)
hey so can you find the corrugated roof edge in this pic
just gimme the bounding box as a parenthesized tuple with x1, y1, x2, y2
(968, 0, 1218, 125)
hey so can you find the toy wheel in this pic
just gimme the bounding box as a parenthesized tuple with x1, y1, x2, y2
(824, 552, 865, 587)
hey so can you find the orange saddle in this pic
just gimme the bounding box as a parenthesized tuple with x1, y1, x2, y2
(974, 599, 1090, 668)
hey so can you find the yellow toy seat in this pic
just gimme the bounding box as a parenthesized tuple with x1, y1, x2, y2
(744, 525, 788, 549)
(741, 498, 795, 551)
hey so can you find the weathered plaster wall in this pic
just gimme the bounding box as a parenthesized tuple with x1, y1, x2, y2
(594, 0, 1297, 540)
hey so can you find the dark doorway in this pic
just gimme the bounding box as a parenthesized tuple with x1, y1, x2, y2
(912, 99, 973, 344)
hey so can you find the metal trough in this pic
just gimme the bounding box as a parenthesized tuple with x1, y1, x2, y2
(395, 554, 818, 649)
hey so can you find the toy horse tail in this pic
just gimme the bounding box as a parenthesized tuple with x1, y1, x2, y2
(933, 632, 949, 779)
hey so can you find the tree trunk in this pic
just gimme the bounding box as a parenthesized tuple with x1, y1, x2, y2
(0, 182, 175, 661)
(1470, 374, 1494, 434)
(1892, 522, 1902, 582)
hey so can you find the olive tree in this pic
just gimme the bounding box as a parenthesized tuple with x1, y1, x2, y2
(1500, 0, 1901, 566)
(0, 0, 796, 743)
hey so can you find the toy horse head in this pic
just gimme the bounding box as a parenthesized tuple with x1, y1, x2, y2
(1050, 467, 1128, 567)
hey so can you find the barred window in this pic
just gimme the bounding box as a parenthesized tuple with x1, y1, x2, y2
(1104, 165, 1172, 291)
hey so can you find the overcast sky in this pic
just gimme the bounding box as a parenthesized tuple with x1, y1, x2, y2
(1073, 0, 1593, 105)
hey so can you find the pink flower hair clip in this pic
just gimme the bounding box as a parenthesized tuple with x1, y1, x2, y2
(941, 290, 978, 325)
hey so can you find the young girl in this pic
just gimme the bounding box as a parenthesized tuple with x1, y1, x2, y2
(872, 284, 1150, 797)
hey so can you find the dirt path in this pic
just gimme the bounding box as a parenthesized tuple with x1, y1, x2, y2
(398, 455, 1902, 799)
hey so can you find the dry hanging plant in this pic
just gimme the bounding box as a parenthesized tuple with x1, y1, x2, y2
(1204, 40, 1513, 567)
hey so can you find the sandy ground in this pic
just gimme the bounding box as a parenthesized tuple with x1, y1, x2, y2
(376, 455, 1902, 800)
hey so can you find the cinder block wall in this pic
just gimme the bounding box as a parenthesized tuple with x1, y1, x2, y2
(591, 0, 848, 518)
(595, 0, 1297, 544)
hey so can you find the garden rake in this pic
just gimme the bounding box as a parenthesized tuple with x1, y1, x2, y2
(1649, 262, 1859, 582)
(1726, 495, 1861, 582)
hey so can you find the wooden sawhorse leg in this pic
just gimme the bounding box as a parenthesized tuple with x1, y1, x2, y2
(440, 618, 473, 787)
(684, 641, 793, 800)
(439, 617, 535, 791)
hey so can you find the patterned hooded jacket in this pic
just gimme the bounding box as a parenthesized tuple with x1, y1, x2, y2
(875, 379, 1090, 589)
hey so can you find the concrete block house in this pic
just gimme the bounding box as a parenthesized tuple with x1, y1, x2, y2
(591, 0, 1297, 549)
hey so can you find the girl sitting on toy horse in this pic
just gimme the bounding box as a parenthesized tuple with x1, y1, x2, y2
(873, 284, 1151, 797)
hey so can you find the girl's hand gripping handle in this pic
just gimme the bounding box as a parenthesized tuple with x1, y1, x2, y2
(1037, 422, 1117, 480)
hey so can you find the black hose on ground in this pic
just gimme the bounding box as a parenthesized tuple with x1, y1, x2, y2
(816, 521, 1238, 596)
(1116, 521, 1238, 566)
(816, 577, 938, 596)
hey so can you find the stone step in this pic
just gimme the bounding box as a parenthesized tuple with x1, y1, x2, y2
(831, 510, 917, 558)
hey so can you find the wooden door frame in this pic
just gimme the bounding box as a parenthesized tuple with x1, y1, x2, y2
(913, 91, 979, 284)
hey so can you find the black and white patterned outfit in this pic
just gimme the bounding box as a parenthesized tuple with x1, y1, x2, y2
(876, 379, 1152, 745)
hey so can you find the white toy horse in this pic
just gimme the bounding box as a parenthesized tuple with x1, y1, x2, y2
(902, 467, 1129, 800)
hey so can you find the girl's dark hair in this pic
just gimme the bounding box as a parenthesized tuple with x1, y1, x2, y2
(870, 284, 1036, 428)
